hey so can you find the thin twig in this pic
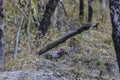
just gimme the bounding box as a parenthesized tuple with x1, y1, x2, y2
(14, 15, 24, 58)
(14, 0, 30, 58)
(61, 2, 68, 17)
(27, 0, 32, 50)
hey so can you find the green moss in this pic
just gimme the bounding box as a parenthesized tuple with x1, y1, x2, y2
(96, 59, 104, 66)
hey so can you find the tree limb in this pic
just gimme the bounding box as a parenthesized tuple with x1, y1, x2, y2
(37, 22, 99, 55)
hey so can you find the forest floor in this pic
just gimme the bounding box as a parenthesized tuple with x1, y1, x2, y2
(1, 0, 120, 80)
(2, 15, 120, 80)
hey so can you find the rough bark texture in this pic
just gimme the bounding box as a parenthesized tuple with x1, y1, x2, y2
(37, 22, 99, 55)
(109, 0, 120, 71)
(88, 0, 93, 22)
(38, 0, 60, 35)
(79, 0, 84, 21)
(0, 0, 4, 71)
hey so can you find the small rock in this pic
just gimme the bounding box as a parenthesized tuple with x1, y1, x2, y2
(90, 70, 100, 78)
(68, 46, 78, 52)
(42, 48, 67, 59)
(101, 74, 110, 79)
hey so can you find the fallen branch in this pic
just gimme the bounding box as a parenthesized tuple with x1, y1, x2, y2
(37, 22, 99, 55)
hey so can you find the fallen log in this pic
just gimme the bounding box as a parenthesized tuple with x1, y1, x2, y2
(37, 22, 99, 55)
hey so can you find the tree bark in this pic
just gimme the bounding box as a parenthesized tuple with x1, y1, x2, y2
(38, 0, 60, 35)
(57, 0, 63, 31)
(51, 8, 57, 27)
(0, 0, 4, 71)
(79, 0, 84, 22)
(88, 0, 93, 22)
(37, 22, 99, 55)
(101, 0, 106, 23)
(109, 0, 120, 71)
(102, 0, 106, 10)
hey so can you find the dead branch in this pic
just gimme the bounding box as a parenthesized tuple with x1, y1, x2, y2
(61, 2, 68, 17)
(14, 15, 24, 58)
(14, 1, 29, 59)
(37, 22, 99, 55)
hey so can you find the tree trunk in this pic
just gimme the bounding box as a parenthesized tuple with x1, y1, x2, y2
(79, 0, 84, 22)
(101, 0, 106, 23)
(38, 0, 60, 35)
(109, 0, 120, 72)
(0, 0, 4, 71)
(51, 8, 57, 27)
(88, 0, 93, 22)
(57, 0, 63, 31)
(102, 0, 106, 10)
